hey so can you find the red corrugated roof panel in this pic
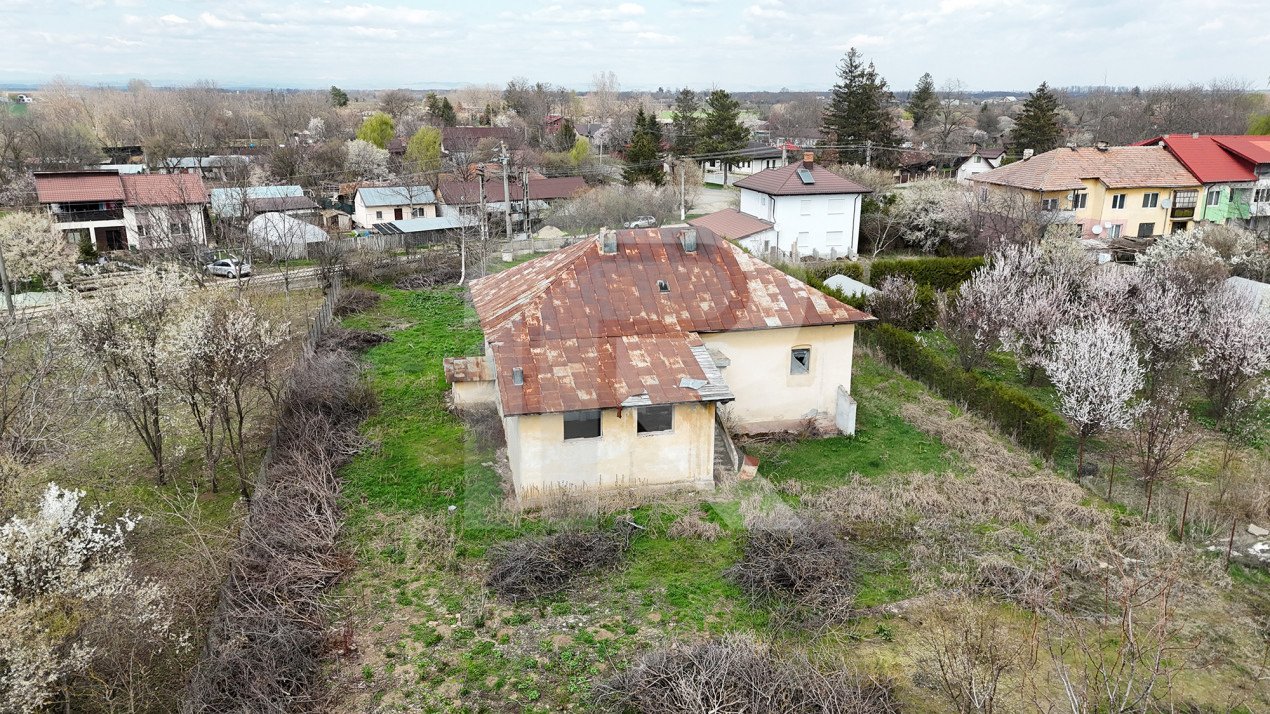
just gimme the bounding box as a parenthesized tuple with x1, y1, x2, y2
(1138, 135, 1256, 183)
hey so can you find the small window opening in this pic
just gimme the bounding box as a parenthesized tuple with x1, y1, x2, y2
(657, 279, 669, 293)
(564, 410, 602, 440)
(512, 367, 524, 386)
(636, 405, 673, 433)
(790, 348, 810, 375)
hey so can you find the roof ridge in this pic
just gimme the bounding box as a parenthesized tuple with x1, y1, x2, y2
(472, 237, 596, 332)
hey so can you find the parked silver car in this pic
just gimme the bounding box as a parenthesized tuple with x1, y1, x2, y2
(623, 215, 657, 229)
(204, 258, 252, 278)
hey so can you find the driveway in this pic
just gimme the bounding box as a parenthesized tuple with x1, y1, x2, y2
(691, 184, 739, 216)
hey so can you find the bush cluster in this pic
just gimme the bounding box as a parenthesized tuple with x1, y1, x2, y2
(869, 256, 985, 290)
(865, 323, 1064, 457)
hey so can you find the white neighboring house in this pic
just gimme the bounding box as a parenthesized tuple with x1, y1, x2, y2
(951, 145, 1005, 183)
(353, 185, 438, 228)
(687, 208, 776, 256)
(210, 185, 306, 219)
(734, 153, 871, 260)
(247, 212, 328, 259)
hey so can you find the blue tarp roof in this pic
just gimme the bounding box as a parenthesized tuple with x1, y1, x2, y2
(357, 185, 436, 206)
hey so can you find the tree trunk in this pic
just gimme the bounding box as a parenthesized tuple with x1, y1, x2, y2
(1106, 454, 1115, 501)
(1145, 480, 1155, 519)
(1225, 517, 1238, 567)
(1076, 434, 1086, 479)
(1178, 490, 1190, 539)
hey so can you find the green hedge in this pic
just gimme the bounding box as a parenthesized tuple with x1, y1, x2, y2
(864, 323, 1065, 457)
(800, 259, 864, 283)
(869, 257, 985, 290)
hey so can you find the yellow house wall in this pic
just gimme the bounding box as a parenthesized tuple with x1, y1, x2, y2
(504, 401, 716, 500)
(983, 181, 1200, 239)
(699, 324, 855, 432)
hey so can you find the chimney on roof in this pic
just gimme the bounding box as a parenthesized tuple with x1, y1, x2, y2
(1192, 132, 1199, 139)
(802, 151, 815, 168)
(680, 228, 697, 253)
(600, 229, 617, 254)
(1095, 140, 1109, 151)
(1066, 141, 1077, 150)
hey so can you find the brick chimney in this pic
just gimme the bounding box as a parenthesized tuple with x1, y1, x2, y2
(802, 151, 815, 169)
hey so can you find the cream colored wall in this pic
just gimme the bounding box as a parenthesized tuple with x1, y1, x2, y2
(452, 380, 496, 406)
(504, 402, 716, 499)
(700, 323, 855, 432)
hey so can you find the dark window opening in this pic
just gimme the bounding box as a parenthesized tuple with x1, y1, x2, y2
(790, 348, 810, 375)
(657, 279, 669, 293)
(636, 405, 674, 433)
(564, 410, 602, 440)
(1137, 222, 1155, 238)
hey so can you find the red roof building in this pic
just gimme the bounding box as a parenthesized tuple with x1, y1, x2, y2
(1136, 135, 1256, 183)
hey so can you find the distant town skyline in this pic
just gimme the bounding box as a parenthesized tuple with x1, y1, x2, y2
(3, 0, 1268, 93)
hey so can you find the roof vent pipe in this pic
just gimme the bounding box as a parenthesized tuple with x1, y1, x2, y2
(600, 229, 617, 254)
(1095, 140, 1109, 151)
(681, 228, 697, 253)
(1192, 132, 1199, 139)
(512, 367, 524, 386)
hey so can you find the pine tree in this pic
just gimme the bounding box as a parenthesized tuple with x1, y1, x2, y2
(821, 48, 900, 167)
(698, 89, 750, 183)
(623, 108, 665, 186)
(670, 88, 702, 156)
(1011, 82, 1064, 155)
(556, 118, 578, 151)
(907, 72, 938, 129)
(329, 86, 349, 108)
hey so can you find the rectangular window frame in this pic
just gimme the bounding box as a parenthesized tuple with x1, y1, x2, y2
(1071, 192, 1088, 209)
(1107, 224, 1122, 239)
(800, 199, 812, 216)
(1142, 192, 1159, 208)
(827, 198, 846, 215)
(1111, 193, 1126, 210)
(635, 405, 674, 434)
(563, 410, 602, 440)
(1137, 222, 1155, 238)
(790, 347, 811, 375)
(1254, 188, 1270, 203)
(1206, 187, 1222, 206)
(1040, 198, 1058, 211)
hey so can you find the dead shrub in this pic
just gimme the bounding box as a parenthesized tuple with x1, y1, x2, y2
(317, 325, 390, 353)
(594, 634, 901, 713)
(728, 522, 858, 626)
(393, 250, 464, 289)
(455, 404, 506, 451)
(486, 527, 633, 601)
(332, 286, 381, 317)
(666, 510, 724, 541)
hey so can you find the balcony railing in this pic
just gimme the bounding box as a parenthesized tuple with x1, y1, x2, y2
(53, 208, 123, 223)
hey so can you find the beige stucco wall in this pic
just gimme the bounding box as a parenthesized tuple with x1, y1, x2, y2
(504, 401, 716, 500)
(700, 323, 855, 432)
(452, 380, 496, 406)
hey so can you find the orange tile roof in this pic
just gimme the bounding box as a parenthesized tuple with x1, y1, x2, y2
(33, 171, 126, 203)
(970, 146, 1199, 191)
(688, 208, 773, 240)
(121, 174, 209, 206)
(469, 227, 873, 415)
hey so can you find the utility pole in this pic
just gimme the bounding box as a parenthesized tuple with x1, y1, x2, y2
(679, 160, 686, 221)
(522, 167, 531, 236)
(865, 139, 872, 167)
(0, 242, 12, 319)
(499, 141, 512, 240)
(477, 167, 489, 246)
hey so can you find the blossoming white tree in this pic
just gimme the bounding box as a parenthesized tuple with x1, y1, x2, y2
(344, 138, 389, 181)
(0, 484, 182, 711)
(1043, 319, 1145, 473)
(0, 211, 75, 284)
(1193, 285, 1270, 418)
(59, 269, 189, 484)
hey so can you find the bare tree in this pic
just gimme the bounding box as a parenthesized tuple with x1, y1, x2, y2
(1130, 388, 1201, 518)
(919, 597, 1027, 714)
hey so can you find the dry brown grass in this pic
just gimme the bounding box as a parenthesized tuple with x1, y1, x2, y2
(666, 510, 724, 541)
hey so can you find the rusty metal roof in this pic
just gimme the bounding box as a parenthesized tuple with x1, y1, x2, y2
(443, 355, 493, 383)
(468, 227, 871, 416)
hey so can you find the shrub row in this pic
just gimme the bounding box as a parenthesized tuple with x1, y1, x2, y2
(800, 258, 865, 283)
(869, 256, 985, 290)
(864, 323, 1064, 457)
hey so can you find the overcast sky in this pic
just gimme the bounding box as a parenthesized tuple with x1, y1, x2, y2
(3, 0, 1268, 92)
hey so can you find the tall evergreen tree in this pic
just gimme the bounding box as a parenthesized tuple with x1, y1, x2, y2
(670, 88, 701, 155)
(907, 72, 938, 130)
(623, 107, 665, 186)
(698, 89, 750, 183)
(438, 97, 458, 126)
(821, 48, 900, 167)
(329, 86, 349, 107)
(556, 118, 578, 151)
(1011, 82, 1064, 155)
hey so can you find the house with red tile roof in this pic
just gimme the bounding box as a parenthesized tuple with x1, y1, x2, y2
(1135, 134, 1261, 227)
(734, 153, 871, 260)
(970, 145, 1202, 240)
(33, 169, 210, 252)
(444, 226, 874, 500)
(687, 208, 775, 255)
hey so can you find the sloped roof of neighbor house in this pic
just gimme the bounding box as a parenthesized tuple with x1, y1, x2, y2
(970, 146, 1199, 191)
(33, 171, 126, 203)
(1211, 136, 1270, 166)
(1135, 135, 1257, 183)
(688, 208, 774, 240)
(247, 212, 328, 245)
(439, 176, 587, 204)
(467, 227, 873, 416)
(357, 185, 436, 206)
(248, 195, 319, 213)
(733, 160, 872, 196)
(121, 174, 208, 206)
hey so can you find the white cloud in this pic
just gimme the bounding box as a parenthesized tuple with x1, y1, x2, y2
(846, 33, 886, 47)
(636, 31, 680, 44)
(158, 14, 188, 24)
(616, 2, 645, 15)
(199, 12, 228, 29)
